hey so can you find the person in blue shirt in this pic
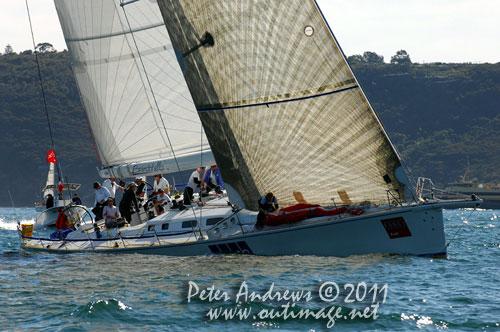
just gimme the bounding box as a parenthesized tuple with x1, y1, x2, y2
(202, 165, 224, 195)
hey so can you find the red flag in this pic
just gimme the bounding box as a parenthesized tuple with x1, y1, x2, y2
(46, 150, 57, 164)
(58, 181, 64, 193)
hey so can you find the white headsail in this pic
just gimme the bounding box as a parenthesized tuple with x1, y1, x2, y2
(156, 0, 414, 210)
(42, 162, 56, 198)
(53, 0, 214, 179)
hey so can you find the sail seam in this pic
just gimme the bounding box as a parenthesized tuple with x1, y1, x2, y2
(311, 0, 408, 168)
(197, 84, 359, 112)
(312, 0, 413, 198)
(119, 2, 185, 180)
(114, 3, 170, 153)
(71, 45, 172, 66)
(65, 22, 165, 42)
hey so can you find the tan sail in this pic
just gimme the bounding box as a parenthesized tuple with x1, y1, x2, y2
(155, 0, 411, 210)
(153, 0, 413, 210)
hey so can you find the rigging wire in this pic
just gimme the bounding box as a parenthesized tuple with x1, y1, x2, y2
(119, 2, 184, 180)
(66, 60, 104, 168)
(199, 124, 204, 233)
(25, 0, 63, 183)
(119, 1, 204, 231)
(445, 208, 477, 249)
(8, 190, 20, 226)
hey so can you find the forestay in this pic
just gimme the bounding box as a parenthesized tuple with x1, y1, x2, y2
(53, 0, 213, 178)
(156, 0, 413, 210)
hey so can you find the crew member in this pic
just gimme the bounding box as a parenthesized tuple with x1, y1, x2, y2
(72, 193, 82, 205)
(103, 197, 119, 228)
(154, 189, 170, 215)
(92, 182, 110, 221)
(56, 208, 69, 230)
(135, 177, 148, 205)
(102, 177, 124, 199)
(256, 192, 279, 229)
(45, 194, 54, 209)
(202, 165, 224, 195)
(119, 182, 139, 223)
(153, 174, 170, 195)
(184, 167, 202, 205)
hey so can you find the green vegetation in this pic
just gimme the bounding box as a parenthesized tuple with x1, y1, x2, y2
(348, 55, 500, 187)
(0, 49, 98, 206)
(0, 48, 499, 205)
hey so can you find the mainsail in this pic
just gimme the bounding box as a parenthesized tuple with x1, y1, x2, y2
(156, 0, 413, 210)
(53, 0, 214, 179)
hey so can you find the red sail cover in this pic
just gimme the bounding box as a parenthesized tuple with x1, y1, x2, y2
(264, 205, 349, 226)
(280, 204, 320, 212)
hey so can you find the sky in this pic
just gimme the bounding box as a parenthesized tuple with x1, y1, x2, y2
(0, 0, 499, 63)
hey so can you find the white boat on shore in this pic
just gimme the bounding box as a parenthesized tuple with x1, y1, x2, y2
(441, 165, 500, 209)
(19, 0, 481, 257)
(444, 182, 500, 209)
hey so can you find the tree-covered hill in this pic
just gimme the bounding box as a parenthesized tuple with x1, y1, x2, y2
(0, 49, 499, 206)
(351, 61, 500, 186)
(0, 50, 98, 206)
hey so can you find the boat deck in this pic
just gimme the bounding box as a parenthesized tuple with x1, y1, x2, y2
(20, 198, 482, 254)
(22, 229, 202, 252)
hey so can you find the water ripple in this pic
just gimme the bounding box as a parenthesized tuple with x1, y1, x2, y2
(0, 208, 498, 331)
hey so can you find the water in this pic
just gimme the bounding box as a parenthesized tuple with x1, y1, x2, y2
(0, 208, 498, 331)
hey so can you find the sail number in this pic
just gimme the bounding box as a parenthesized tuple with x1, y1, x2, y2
(209, 241, 254, 255)
(380, 217, 412, 239)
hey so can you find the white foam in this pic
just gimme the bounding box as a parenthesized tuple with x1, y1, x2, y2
(0, 218, 34, 231)
(0, 218, 18, 231)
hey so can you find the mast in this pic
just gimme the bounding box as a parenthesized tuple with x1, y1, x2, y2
(25, 0, 64, 184)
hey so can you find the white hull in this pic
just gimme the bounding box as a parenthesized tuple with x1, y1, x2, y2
(21, 199, 481, 257)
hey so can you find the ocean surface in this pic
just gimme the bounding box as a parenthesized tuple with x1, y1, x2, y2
(0, 207, 498, 331)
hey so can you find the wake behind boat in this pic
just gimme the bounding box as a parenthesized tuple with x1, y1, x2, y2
(19, 0, 482, 257)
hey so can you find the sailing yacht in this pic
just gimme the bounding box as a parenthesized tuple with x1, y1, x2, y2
(34, 162, 83, 227)
(20, 0, 480, 256)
